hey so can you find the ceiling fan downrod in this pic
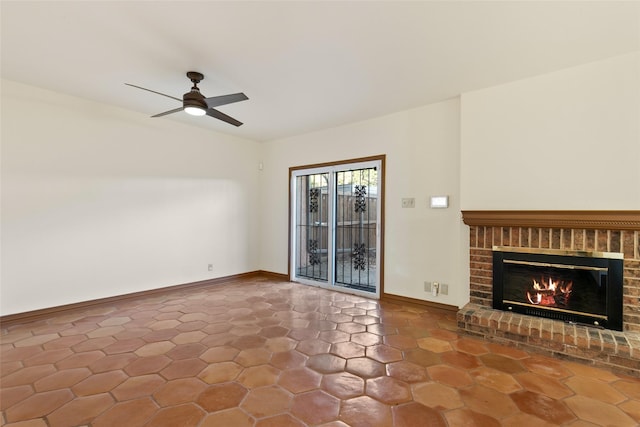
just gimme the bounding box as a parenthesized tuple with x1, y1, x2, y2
(187, 71, 204, 91)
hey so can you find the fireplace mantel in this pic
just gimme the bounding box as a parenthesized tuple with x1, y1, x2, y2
(462, 210, 640, 231)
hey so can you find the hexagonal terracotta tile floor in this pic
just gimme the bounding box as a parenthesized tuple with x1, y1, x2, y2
(2, 276, 639, 426)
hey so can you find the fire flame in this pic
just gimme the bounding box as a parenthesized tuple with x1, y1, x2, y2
(526, 277, 573, 307)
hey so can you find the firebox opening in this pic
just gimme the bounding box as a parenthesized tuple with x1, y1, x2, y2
(493, 247, 623, 331)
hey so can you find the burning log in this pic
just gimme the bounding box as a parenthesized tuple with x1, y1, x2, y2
(526, 277, 573, 307)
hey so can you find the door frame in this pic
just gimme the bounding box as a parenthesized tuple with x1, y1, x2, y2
(288, 154, 386, 298)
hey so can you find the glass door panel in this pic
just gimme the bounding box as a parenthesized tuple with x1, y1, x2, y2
(334, 167, 377, 293)
(294, 173, 329, 283)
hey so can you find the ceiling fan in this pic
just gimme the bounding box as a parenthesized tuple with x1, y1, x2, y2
(126, 72, 248, 127)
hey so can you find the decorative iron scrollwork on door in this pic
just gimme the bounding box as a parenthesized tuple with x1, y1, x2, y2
(308, 239, 320, 265)
(309, 188, 320, 213)
(352, 243, 367, 270)
(354, 185, 367, 213)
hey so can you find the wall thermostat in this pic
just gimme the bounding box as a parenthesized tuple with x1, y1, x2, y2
(430, 195, 449, 209)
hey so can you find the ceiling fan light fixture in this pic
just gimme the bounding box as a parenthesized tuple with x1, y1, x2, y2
(184, 106, 206, 116)
(183, 88, 208, 116)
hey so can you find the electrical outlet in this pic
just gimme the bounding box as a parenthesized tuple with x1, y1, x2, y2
(432, 282, 439, 296)
(401, 198, 415, 208)
(425, 281, 449, 296)
(208, 264, 213, 271)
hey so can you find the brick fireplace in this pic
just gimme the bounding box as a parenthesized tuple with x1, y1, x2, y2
(458, 210, 640, 376)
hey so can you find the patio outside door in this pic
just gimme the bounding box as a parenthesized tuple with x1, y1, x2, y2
(290, 158, 382, 297)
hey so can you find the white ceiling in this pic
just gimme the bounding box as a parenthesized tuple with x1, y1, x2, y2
(2, 1, 639, 142)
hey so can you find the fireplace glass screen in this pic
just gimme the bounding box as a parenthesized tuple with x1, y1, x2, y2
(493, 247, 623, 331)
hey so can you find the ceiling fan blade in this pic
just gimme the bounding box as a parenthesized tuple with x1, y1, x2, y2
(152, 107, 184, 118)
(204, 92, 249, 108)
(125, 83, 182, 102)
(206, 108, 243, 127)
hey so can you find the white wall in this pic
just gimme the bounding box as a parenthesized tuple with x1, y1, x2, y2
(1, 80, 261, 315)
(259, 99, 468, 307)
(461, 52, 640, 210)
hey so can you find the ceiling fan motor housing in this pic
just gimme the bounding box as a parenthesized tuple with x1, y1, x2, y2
(183, 90, 208, 110)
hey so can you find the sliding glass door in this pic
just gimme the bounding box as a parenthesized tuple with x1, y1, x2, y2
(291, 158, 382, 297)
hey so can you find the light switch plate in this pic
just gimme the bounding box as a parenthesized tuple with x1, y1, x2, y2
(401, 198, 415, 208)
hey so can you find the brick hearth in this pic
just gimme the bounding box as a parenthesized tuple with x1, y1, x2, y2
(459, 211, 640, 376)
